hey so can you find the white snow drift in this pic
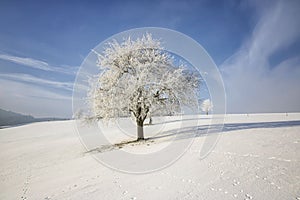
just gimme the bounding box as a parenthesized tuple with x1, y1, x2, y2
(0, 113, 299, 199)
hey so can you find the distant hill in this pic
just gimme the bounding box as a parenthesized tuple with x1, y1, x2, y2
(0, 108, 69, 128)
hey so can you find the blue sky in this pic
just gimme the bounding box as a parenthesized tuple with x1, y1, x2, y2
(0, 0, 299, 117)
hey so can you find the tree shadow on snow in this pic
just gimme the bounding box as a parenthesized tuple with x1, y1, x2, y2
(88, 120, 300, 153)
(150, 120, 300, 141)
(152, 117, 211, 125)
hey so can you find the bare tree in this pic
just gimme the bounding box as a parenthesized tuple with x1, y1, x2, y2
(88, 34, 201, 140)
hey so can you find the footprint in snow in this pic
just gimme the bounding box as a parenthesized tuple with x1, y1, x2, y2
(245, 194, 253, 199)
(233, 179, 240, 186)
(21, 169, 32, 200)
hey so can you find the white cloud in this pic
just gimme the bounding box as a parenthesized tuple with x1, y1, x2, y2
(0, 54, 79, 117)
(0, 73, 73, 91)
(220, 0, 300, 113)
(0, 79, 72, 118)
(0, 54, 77, 75)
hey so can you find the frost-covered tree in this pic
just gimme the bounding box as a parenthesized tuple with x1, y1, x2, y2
(201, 99, 213, 115)
(88, 34, 200, 140)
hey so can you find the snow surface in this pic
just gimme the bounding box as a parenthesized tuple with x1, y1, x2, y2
(0, 113, 299, 199)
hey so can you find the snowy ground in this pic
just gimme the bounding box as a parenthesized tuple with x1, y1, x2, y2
(0, 113, 299, 200)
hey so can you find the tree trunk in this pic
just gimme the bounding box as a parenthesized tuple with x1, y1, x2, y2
(137, 119, 144, 141)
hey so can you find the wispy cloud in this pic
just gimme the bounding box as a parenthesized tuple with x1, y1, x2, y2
(0, 73, 74, 91)
(220, 0, 300, 113)
(0, 54, 77, 75)
(0, 79, 72, 118)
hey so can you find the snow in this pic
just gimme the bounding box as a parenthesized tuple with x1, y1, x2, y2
(0, 113, 300, 199)
(86, 34, 200, 140)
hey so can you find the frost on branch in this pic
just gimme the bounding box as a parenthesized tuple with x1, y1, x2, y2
(87, 33, 201, 140)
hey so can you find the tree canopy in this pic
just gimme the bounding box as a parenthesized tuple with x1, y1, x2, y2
(88, 34, 201, 140)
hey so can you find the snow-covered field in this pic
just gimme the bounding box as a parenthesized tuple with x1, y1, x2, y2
(0, 113, 299, 200)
